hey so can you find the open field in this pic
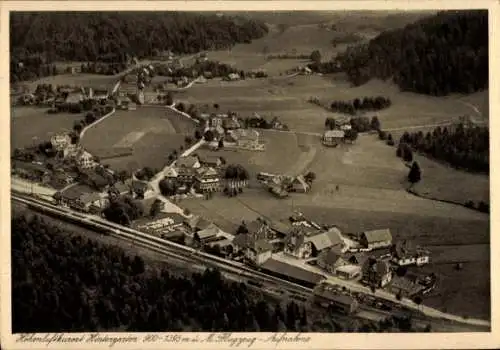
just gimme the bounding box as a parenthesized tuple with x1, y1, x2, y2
(11, 107, 82, 149)
(180, 75, 482, 134)
(410, 154, 490, 205)
(81, 107, 196, 172)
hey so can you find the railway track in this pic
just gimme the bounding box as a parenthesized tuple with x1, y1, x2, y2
(11, 192, 489, 331)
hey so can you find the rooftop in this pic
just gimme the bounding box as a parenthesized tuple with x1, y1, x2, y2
(362, 229, 393, 244)
(261, 258, 324, 285)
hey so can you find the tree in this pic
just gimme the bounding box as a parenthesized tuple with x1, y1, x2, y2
(310, 50, 322, 64)
(149, 199, 164, 218)
(194, 130, 202, 140)
(304, 172, 316, 184)
(204, 130, 215, 142)
(370, 116, 381, 131)
(408, 161, 422, 185)
(344, 128, 358, 142)
(159, 178, 178, 197)
(85, 112, 96, 124)
(165, 92, 173, 106)
(218, 138, 224, 149)
(324, 117, 336, 130)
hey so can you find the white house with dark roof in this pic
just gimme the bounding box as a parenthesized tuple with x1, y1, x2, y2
(283, 226, 345, 259)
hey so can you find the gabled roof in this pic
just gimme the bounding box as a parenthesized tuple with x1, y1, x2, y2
(230, 129, 259, 141)
(197, 224, 220, 239)
(232, 233, 253, 248)
(306, 227, 344, 251)
(177, 167, 195, 176)
(198, 155, 222, 165)
(245, 220, 265, 235)
(184, 215, 212, 231)
(112, 181, 130, 194)
(196, 167, 218, 177)
(363, 258, 391, 277)
(362, 229, 393, 244)
(318, 246, 345, 266)
(176, 156, 199, 168)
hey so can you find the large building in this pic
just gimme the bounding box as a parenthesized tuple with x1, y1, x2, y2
(194, 167, 220, 193)
(359, 229, 393, 250)
(322, 130, 345, 147)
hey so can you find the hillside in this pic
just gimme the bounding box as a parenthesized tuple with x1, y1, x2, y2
(335, 10, 488, 96)
(10, 12, 268, 82)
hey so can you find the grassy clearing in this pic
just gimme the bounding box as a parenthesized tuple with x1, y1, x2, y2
(81, 107, 196, 172)
(11, 107, 82, 149)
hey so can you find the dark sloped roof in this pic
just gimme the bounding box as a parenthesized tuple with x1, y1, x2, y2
(176, 156, 199, 168)
(232, 233, 253, 248)
(318, 247, 345, 266)
(306, 227, 343, 251)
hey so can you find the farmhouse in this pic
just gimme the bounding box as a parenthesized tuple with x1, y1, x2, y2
(194, 167, 220, 193)
(361, 257, 393, 288)
(50, 134, 71, 151)
(283, 226, 344, 259)
(244, 219, 279, 240)
(322, 130, 345, 147)
(58, 185, 103, 212)
(360, 229, 393, 250)
(313, 284, 359, 314)
(176, 167, 196, 185)
(176, 156, 201, 169)
(335, 264, 362, 280)
(391, 241, 430, 267)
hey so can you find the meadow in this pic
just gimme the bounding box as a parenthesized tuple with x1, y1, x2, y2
(81, 107, 196, 172)
(10, 107, 82, 149)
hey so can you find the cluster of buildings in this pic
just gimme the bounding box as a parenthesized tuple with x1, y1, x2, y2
(322, 116, 352, 147)
(163, 154, 225, 195)
(257, 172, 311, 198)
(201, 112, 265, 151)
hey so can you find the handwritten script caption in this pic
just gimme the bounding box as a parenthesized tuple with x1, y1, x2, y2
(16, 332, 312, 348)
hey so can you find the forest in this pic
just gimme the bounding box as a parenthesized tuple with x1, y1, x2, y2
(334, 10, 488, 95)
(12, 213, 425, 333)
(10, 12, 268, 82)
(399, 123, 489, 173)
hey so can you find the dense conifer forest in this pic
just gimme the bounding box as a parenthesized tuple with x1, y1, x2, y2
(10, 12, 268, 82)
(335, 10, 488, 96)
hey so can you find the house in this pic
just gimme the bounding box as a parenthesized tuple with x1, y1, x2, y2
(50, 134, 71, 151)
(176, 156, 200, 169)
(209, 115, 224, 128)
(80, 170, 111, 191)
(360, 229, 393, 250)
(313, 284, 359, 314)
(194, 223, 221, 243)
(231, 233, 272, 265)
(110, 181, 130, 196)
(391, 241, 430, 267)
(283, 226, 344, 259)
(58, 185, 103, 212)
(335, 264, 362, 280)
(287, 175, 310, 193)
(227, 129, 260, 149)
(198, 155, 223, 168)
(388, 276, 426, 298)
(322, 130, 345, 147)
(183, 215, 212, 233)
(361, 257, 393, 288)
(268, 183, 289, 198)
(244, 219, 278, 240)
(194, 167, 220, 193)
(317, 246, 348, 274)
(74, 192, 106, 213)
(203, 71, 213, 79)
(75, 149, 96, 169)
(176, 167, 196, 185)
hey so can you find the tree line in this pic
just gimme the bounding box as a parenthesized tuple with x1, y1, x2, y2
(398, 123, 489, 173)
(330, 96, 392, 115)
(334, 10, 488, 95)
(10, 12, 269, 82)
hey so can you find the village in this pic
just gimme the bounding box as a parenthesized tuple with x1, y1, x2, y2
(10, 34, 488, 325)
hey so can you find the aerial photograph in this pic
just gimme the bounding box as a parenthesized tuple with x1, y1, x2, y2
(9, 10, 489, 334)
